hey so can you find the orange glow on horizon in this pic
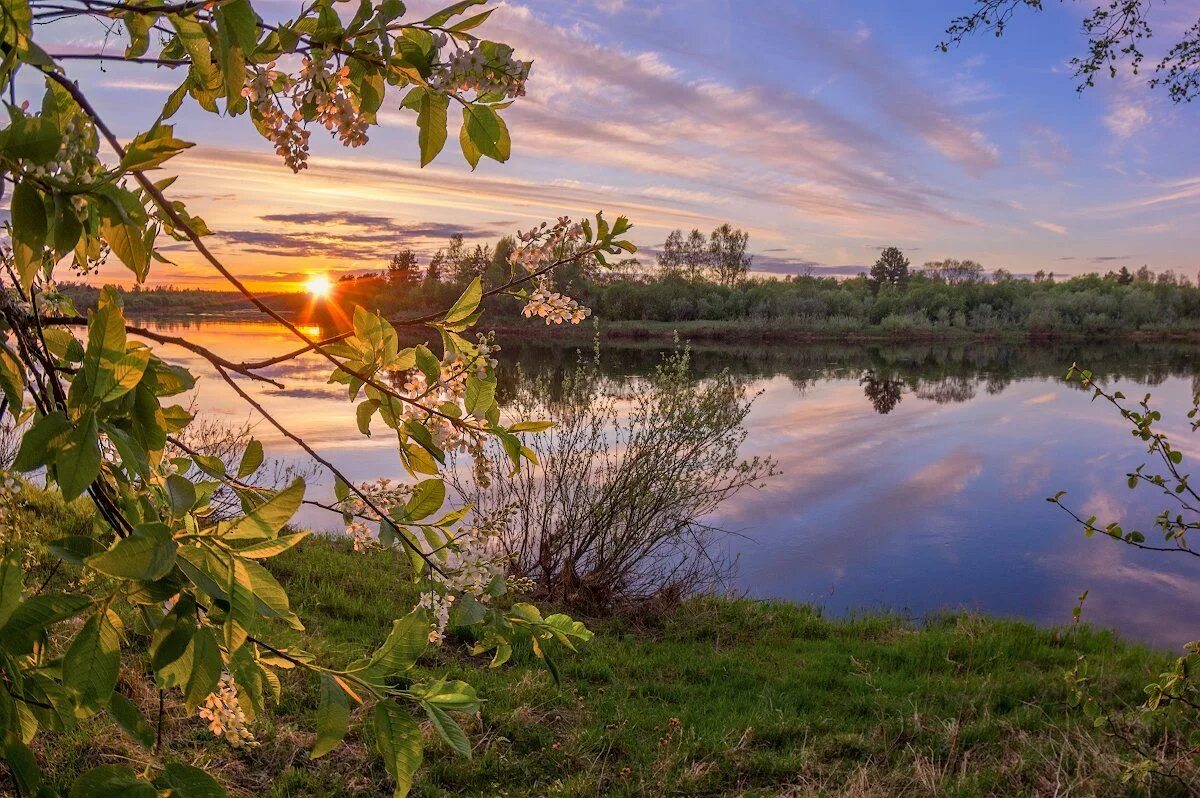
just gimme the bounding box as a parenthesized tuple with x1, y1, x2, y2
(305, 274, 333, 298)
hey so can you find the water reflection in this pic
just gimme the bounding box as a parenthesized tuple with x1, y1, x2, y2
(138, 319, 1200, 648)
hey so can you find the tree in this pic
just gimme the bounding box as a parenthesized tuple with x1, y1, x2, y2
(658, 229, 685, 278)
(923, 258, 984, 284)
(0, 3, 637, 795)
(942, 1, 1200, 103)
(425, 251, 446, 284)
(386, 248, 420, 286)
(683, 228, 709, 281)
(708, 224, 753, 286)
(992, 268, 1013, 282)
(1117, 266, 1134, 285)
(869, 247, 910, 292)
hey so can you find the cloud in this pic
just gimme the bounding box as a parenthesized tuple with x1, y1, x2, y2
(1034, 220, 1068, 235)
(1021, 125, 1071, 176)
(1105, 96, 1151, 140)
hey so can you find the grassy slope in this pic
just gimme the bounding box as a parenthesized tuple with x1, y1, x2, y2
(18, 499, 1188, 797)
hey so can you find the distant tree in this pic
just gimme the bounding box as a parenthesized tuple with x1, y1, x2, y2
(942, 0, 1200, 103)
(923, 258, 984, 284)
(684, 229, 709, 281)
(1136, 265, 1154, 283)
(1117, 266, 1134, 285)
(386, 248, 420, 285)
(992, 268, 1013, 282)
(708, 224, 753, 286)
(658, 229, 685, 278)
(425, 250, 445, 283)
(869, 247, 910, 292)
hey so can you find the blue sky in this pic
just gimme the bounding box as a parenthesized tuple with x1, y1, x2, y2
(30, 0, 1200, 288)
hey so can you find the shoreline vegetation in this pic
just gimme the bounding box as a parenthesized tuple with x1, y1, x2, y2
(17, 491, 1195, 797)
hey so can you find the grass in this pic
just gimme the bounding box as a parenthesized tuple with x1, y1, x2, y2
(12, 495, 1194, 796)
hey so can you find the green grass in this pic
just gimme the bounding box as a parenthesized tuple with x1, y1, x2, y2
(14, 498, 1193, 797)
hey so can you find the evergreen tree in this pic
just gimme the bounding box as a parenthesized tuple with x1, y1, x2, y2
(869, 247, 910, 292)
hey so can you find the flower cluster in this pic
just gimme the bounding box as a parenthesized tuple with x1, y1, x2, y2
(243, 52, 368, 172)
(509, 217, 585, 273)
(418, 589, 455, 644)
(418, 524, 508, 644)
(25, 116, 102, 186)
(522, 280, 591, 325)
(242, 65, 310, 172)
(198, 673, 257, 747)
(428, 37, 531, 99)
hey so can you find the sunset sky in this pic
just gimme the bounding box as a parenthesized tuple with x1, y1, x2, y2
(28, 0, 1200, 290)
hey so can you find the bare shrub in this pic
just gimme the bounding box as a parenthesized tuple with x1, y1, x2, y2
(452, 345, 776, 610)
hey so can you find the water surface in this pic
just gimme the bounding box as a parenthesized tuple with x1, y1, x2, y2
(142, 318, 1200, 648)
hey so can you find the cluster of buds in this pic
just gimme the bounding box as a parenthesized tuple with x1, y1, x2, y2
(522, 279, 591, 325)
(509, 217, 586, 273)
(198, 673, 257, 747)
(346, 520, 378, 552)
(25, 116, 102, 186)
(242, 65, 310, 172)
(428, 37, 531, 99)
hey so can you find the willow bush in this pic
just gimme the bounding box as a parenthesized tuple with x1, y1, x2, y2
(0, 1, 636, 795)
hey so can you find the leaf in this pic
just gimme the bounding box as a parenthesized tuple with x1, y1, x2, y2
(224, 557, 256, 652)
(312, 673, 351, 759)
(63, 609, 122, 713)
(0, 593, 92, 654)
(3, 739, 43, 795)
(463, 374, 495, 417)
(367, 611, 429, 675)
(154, 762, 227, 798)
(402, 479, 445, 522)
(459, 104, 509, 168)
(444, 277, 482, 325)
(423, 0, 486, 26)
(13, 410, 71, 471)
(225, 478, 305, 539)
(374, 701, 424, 798)
(54, 412, 102, 501)
(10, 180, 47, 290)
(96, 189, 151, 281)
(237, 438, 264, 478)
(166, 473, 198, 515)
(69, 765, 156, 798)
(183, 626, 222, 712)
(403, 87, 449, 166)
(86, 523, 177, 581)
(119, 124, 195, 171)
(109, 692, 154, 749)
(235, 530, 312, 559)
(0, 553, 22, 629)
(422, 701, 471, 756)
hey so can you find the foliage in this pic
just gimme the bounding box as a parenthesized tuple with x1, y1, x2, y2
(451, 346, 776, 610)
(1049, 368, 1200, 790)
(868, 246, 910, 293)
(942, 0, 1200, 102)
(0, 1, 638, 795)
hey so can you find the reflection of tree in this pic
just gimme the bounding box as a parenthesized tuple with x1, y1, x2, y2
(860, 370, 904, 414)
(913, 376, 977, 404)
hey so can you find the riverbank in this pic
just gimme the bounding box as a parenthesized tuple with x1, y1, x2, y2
(17, 490, 1192, 797)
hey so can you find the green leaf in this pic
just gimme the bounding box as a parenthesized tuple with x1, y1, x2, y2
(508, 420, 555, 433)
(403, 87, 449, 166)
(402, 479, 444, 522)
(422, 701, 471, 756)
(69, 765, 156, 798)
(459, 105, 509, 168)
(423, 0, 485, 26)
(0, 593, 91, 654)
(63, 609, 121, 713)
(108, 692, 154, 749)
(237, 438, 264, 478)
(367, 611, 428, 675)
(374, 701, 424, 798)
(55, 412, 102, 501)
(3, 739, 43, 795)
(154, 762, 227, 798)
(444, 277, 481, 325)
(0, 553, 22, 629)
(235, 530, 312, 559)
(119, 124, 195, 171)
(226, 478, 305, 540)
(166, 473, 198, 515)
(86, 523, 177, 581)
(10, 180, 47, 290)
(13, 411, 71, 471)
(184, 626, 222, 712)
(312, 673, 351, 759)
(463, 374, 495, 417)
(96, 189, 151, 281)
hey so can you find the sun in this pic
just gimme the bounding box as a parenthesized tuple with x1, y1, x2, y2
(305, 274, 333, 299)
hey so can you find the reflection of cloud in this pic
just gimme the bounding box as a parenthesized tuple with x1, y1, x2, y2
(1023, 392, 1057, 405)
(903, 447, 984, 499)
